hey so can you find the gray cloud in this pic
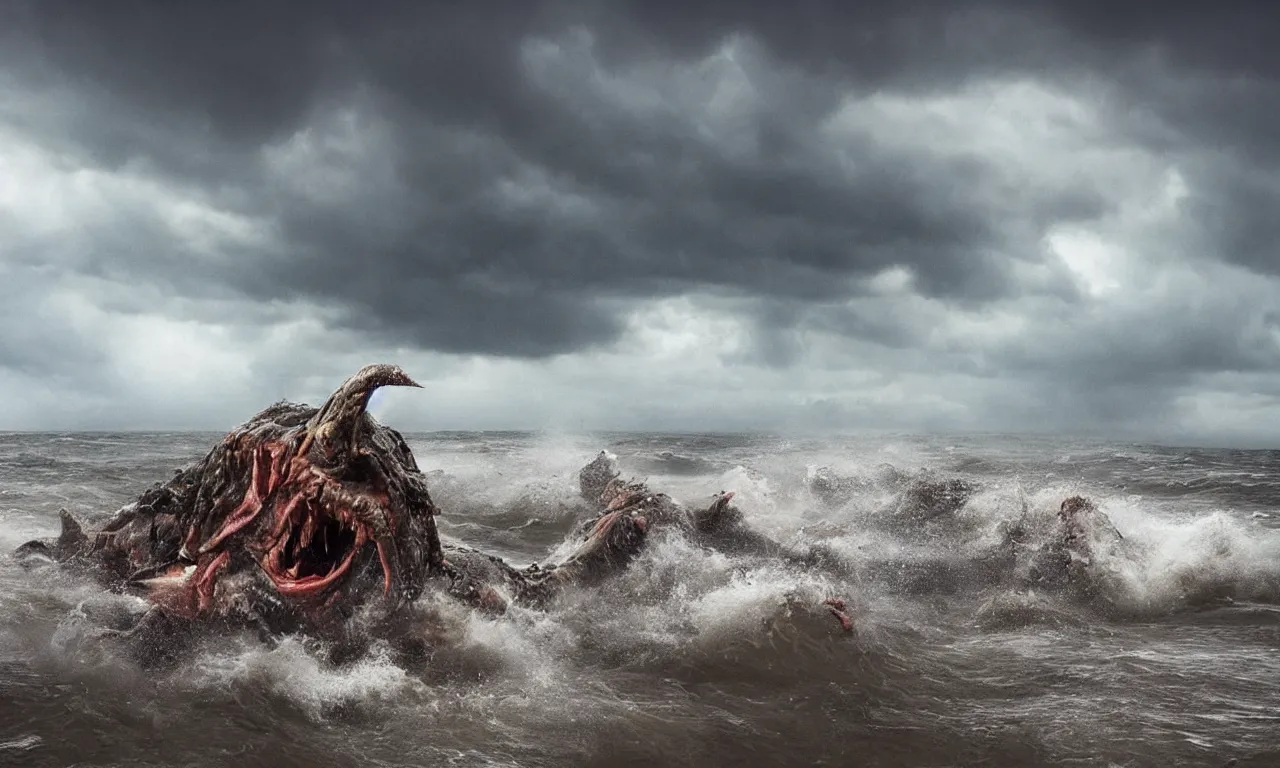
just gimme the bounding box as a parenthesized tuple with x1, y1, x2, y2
(1, 1, 1279, 440)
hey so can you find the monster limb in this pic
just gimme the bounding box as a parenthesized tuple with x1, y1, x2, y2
(576, 454, 856, 632)
(692, 492, 855, 632)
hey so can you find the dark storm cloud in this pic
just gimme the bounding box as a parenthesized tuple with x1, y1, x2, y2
(1034, 2, 1280, 280)
(0, 0, 1141, 359)
(4, 0, 1280, 439)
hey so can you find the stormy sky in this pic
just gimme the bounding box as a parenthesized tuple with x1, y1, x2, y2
(1, 1, 1279, 445)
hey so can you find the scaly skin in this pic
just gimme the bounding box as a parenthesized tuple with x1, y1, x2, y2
(16, 365, 440, 640)
(14, 378, 862, 657)
(13, 369, 668, 648)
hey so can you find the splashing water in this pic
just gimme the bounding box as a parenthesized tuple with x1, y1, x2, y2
(2, 431, 1279, 767)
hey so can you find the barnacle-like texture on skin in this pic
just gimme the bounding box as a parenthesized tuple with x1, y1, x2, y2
(16, 381, 873, 654)
(16, 364, 441, 638)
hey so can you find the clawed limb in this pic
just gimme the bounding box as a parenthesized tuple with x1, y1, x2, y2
(824, 598, 854, 632)
(15, 366, 862, 661)
(440, 452, 856, 634)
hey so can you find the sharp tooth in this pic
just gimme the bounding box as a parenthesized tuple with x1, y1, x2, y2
(300, 516, 316, 549)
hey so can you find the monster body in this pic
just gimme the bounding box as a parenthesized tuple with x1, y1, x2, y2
(17, 366, 442, 640)
(15, 371, 859, 657)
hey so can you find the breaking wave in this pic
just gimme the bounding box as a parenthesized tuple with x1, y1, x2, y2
(2, 431, 1279, 766)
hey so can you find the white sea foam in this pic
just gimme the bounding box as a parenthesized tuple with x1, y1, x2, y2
(1099, 503, 1280, 612)
(186, 637, 429, 719)
(3, 431, 1280, 767)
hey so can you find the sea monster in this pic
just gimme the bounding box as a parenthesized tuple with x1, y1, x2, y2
(14, 365, 853, 663)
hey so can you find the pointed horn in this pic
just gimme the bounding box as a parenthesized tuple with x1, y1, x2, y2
(303, 364, 422, 464)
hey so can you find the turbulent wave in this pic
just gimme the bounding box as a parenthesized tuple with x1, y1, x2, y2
(2, 431, 1279, 767)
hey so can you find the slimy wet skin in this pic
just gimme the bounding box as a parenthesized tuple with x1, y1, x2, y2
(16, 364, 443, 639)
(13, 374, 858, 656)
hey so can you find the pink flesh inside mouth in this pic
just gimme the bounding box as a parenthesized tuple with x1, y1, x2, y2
(263, 499, 368, 598)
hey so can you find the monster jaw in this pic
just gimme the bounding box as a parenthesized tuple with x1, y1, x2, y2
(277, 363, 421, 599)
(260, 494, 367, 598)
(181, 364, 423, 611)
(246, 455, 410, 602)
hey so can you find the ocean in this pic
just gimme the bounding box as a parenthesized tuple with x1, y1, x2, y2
(1, 430, 1277, 767)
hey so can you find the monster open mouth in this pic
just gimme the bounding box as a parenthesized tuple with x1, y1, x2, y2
(263, 500, 368, 598)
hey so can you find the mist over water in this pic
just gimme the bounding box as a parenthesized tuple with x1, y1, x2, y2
(1, 431, 1279, 767)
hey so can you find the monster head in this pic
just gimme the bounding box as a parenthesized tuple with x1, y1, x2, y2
(21, 365, 444, 632)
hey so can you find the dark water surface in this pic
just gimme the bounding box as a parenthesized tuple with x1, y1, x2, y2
(1, 431, 1278, 767)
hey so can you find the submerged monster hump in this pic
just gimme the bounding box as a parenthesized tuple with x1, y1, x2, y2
(16, 364, 442, 631)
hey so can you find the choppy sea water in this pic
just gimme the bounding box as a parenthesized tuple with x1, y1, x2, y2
(1, 430, 1278, 767)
